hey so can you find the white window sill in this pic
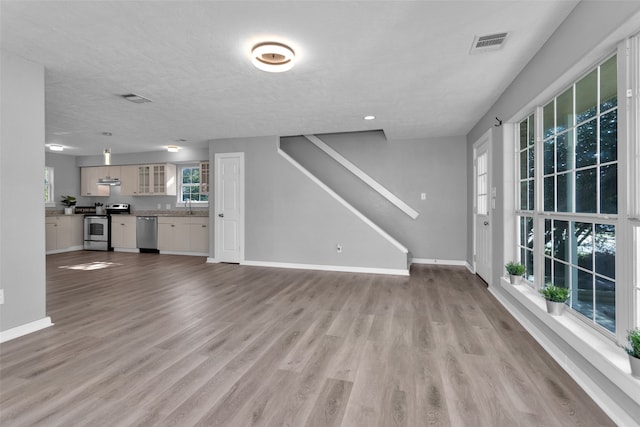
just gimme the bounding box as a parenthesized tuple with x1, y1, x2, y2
(497, 277, 640, 405)
(45, 202, 56, 208)
(176, 202, 209, 208)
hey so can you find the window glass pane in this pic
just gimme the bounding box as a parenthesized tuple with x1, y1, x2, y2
(600, 55, 617, 111)
(543, 100, 555, 138)
(600, 164, 617, 214)
(520, 150, 527, 180)
(544, 177, 555, 211)
(525, 249, 534, 281)
(544, 219, 552, 256)
(556, 87, 574, 133)
(528, 147, 535, 179)
(544, 138, 554, 175)
(574, 268, 594, 319)
(520, 120, 528, 150)
(520, 217, 527, 247)
(525, 217, 534, 249)
(600, 109, 617, 163)
(527, 114, 535, 147)
(544, 257, 552, 284)
(557, 172, 573, 212)
(554, 261, 568, 287)
(575, 69, 597, 124)
(520, 181, 527, 210)
(573, 222, 593, 271)
(575, 167, 597, 213)
(554, 220, 570, 261)
(595, 224, 615, 279)
(576, 119, 597, 168)
(528, 180, 534, 211)
(556, 131, 573, 172)
(595, 276, 615, 332)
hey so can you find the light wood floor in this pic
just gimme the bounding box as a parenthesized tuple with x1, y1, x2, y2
(0, 251, 613, 426)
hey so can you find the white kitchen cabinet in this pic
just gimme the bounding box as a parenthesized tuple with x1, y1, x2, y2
(111, 215, 137, 249)
(46, 215, 83, 253)
(80, 166, 120, 196)
(136, 164, 176, 196)
(158, 216, 208, 253)
(119, 165, 139, 196)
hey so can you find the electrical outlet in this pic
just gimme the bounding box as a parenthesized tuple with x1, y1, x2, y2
(157, 203, 162, 209)
(0, 289, 4, 305)
(420, 192, 427, 200)
(336, 244, 342, 253)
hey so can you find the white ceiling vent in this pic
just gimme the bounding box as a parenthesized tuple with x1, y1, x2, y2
(470, 32, 508, 54)
(121, 93, 152, 104)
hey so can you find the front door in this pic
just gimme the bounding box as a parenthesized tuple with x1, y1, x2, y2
(214, 152, 244, 263)
(474, 132, 492, 284)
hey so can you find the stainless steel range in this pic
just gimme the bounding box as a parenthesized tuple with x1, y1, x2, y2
(83, 203, 131, 251)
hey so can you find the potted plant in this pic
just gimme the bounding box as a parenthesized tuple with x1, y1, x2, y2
(624, 328, 640, 378)
(505, 261, 525, 284)
(60, 195, 77, 215)
(539, 284, 570, 316)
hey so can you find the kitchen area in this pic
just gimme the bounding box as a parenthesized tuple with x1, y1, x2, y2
(45, 150, 210, 257)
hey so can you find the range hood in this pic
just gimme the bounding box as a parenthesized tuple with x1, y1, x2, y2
(97, 178, 121, 186)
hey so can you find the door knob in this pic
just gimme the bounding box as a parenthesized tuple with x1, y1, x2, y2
(218, 213, 224, 218)
(484, 221, 489, 226)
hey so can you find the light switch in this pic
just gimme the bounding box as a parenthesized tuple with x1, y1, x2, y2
(420, 193, 427, 200)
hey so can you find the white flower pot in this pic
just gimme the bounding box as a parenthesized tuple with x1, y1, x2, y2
(630, 355, 640, 378)
(509, 274, 520, 285)
(545, 300, 566, 316)
(64, 207, 74, 215)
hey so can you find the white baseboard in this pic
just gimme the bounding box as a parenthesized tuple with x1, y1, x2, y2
(113, 248, 139, 253)
(46, 245, 83, 255)
(159, 250, 208, 257)
(242, 260, 409, 276)
(0, 317, 54, 343)
(411, 258, 467, 266)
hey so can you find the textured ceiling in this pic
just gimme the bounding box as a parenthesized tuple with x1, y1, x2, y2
(1, 0, 579, 156)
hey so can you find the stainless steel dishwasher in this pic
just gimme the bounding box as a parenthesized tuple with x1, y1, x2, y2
(136, 216, 158, 253)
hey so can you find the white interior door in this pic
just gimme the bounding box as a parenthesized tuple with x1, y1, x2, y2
(215, 153, 244, 263)
(474, 134, 492, 284)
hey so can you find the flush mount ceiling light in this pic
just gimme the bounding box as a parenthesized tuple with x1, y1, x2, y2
(121, 93, 153, 104)
(48, 144, 64, 151)
(251, 42, 295, 73)
(364, 115, 376, 121)
(167, 145, 180, 152)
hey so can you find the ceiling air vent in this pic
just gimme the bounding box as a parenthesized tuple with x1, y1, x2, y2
(121, 93, 152, 104)
(470, 32, 508, 54)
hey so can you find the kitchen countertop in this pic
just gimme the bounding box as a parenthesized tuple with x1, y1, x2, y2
(46, 210, 208, 217)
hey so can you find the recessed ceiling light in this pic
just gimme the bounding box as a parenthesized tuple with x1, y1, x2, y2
(364, 115, 376, 120)
(121, 93, 153, 103)
(251, 42, 295, 73)
(167, 145, 180, 152)
(49, 144, 64, 151)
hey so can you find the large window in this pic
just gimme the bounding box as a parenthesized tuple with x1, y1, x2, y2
(178, 163, 209, 204)
(45, 166, 54, 205)
(516, 55, 619, 335)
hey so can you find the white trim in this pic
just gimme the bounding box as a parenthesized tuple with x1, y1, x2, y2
(206, 257, 219, 263)
(159, 250, 208, 257)
(278, 148, 408, 254)
(0, 317, 54, 343)
(214, 152, 245, 263)
(491, 278, 640, 427)
(303, 134, 419, 220)
(45, 245, 83, 255)
(242, 260, 409, 276)
(112, 248, 140, 253)
(410, 258, 468, 267)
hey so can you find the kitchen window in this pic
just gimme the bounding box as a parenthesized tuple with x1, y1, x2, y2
(45, 166, 54, 206)
(177, 163, 209, 205)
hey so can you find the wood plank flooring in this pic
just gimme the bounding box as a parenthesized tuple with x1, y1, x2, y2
(0, 251, 614, 426)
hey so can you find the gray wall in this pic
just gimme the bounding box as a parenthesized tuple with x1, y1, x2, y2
(46, 152, 82, 206)
(1, 50, 46, 331)
(209, 136, 408, 271)
(281, 131, 467, 261)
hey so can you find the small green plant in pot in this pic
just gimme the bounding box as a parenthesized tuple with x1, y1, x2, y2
(505, 261, 525, 284)
(624, 328, 640, 378)
(539, 284, 569, 316)
(60, 195, 76, 215)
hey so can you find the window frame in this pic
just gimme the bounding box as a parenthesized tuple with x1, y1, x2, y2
(176, 163, 209, 207)
(45, 166, 54, 207)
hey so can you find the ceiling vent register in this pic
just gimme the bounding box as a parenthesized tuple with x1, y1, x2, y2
(470, 32, 508, 53)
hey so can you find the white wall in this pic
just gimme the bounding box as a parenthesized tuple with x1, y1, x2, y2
(0, 50, 47, 331)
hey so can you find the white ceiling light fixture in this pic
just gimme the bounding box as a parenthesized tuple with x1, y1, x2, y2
(167, 145, 180, 152)
(49, 144, 64, 151)
(364, 115, 376, 121)
(251, 42, 295, 73)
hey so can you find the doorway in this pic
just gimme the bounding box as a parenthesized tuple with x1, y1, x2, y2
(214, 152, 244, 263)
(474, 130, 492, 284)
